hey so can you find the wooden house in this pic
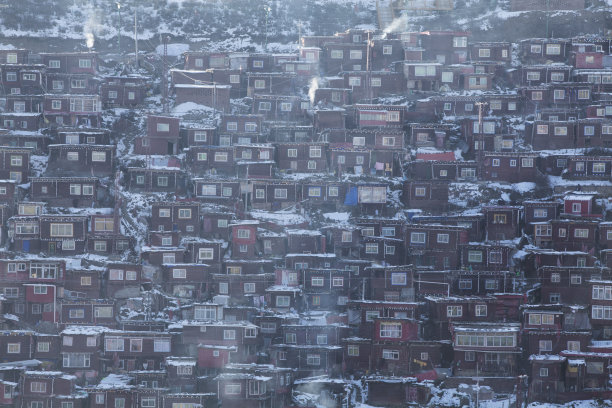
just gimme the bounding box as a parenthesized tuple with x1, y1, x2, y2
(100, 75, 149, 107)
(134, 115, 180, 155)
(30, 177, 98, 208)
(47, 144, 114, 177)
(42, 94, 101, 128)
(405, 224, 468, 270)
(174, 84, 231, 112)
(39, 52, 98, 75)
(150, 202, 200, 236)
(450, 322, 521, 377)
(481, 152, 538, 183)
(402, 181, 449, 211)
(420, 31, 470, 64)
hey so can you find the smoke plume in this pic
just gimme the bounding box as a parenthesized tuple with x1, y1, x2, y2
(308, 77, 321, 105)
(83, 5, 102, 49)
(384, 14, 409, 34)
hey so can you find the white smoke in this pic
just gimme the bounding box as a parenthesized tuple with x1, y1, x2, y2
(83, 5, 102, 49)
(308, 76, 321, 105)
(384, 14, 409, 35)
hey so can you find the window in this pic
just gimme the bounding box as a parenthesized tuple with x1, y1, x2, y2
(37, 342, 50, 352)
(539, 340, 552, 352)
(153, 339, 170, 352)
(214, 152, 228, 162)
(365, 243, 378, 254)
(476, 305, 487, 317)
(7, 343, 20, 353)
(414, 187, 426, 197)
(532, 91, 543, 101)
(308, 187, 321, 197)
(554, 126, 567, 136)
(453, 36, 467, 47)
(535, 224, 551, 237)
(349, 50, 362, 60)
(69, 308, 85, 318)
(380, 323, 401, 338)
(199, 248, 214, 260)
(330, 49, 343, 59)
(459, 279, 472, 289)
(92, 151, 106, 162)
(551, 72, 564, 81)
(539, 367, 549, 377)
(71, 79, 86, 89)
(96, 394, 105, 404)
(316, 334, 328, 345)
(77, 58, 92, 68)
(578, 89, 590, 100)
(382, 349, 399, 360)
(274, 188, 287, 199)
(50, 223, 73, 237)
(410, 232, 426, 244)
(570, 274, 582, 285)
(30, 382, 46, 393)
(141, 398, 156, 408)
(522, 158, 534, 167)
(274, 295, 290, 307)
(237, 229, 250, 239)
(574, 228, 588, 238)
(468, 251, 482, 262)
(477, 48, 491, 58)
(447, 306, 462, 317)
(348, 76, 361, 86)
(311, 277, 324, 287)
(526, 71, 540, 81)
(391, 272, 406, 285)
(173, 269, 186, 279)
(553, 89, 565, 100)
(258, 102, 271, 111)
(382, 136, 395, 146)
(69, 184, 81, 196)
(306, 354, 321, 365)
(178, 208, 192, 219)
(485, 279, 498, 290)
(51, 99, 62, 110)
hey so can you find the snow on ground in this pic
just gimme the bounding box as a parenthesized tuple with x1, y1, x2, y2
(528, 401, 612, 408)
(323, 212, 351, 222)
(548, 175, 612, 188)
(172, 102, 217, 115)
(155, 43, 189, 56)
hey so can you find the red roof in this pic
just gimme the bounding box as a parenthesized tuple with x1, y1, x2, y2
(416, 152, 456, 161)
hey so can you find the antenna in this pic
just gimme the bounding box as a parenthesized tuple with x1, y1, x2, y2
(162, 34, 169, 114)
(134, 2, 139, 68)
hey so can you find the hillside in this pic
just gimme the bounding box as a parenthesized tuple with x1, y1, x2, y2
(0, 0, 609, 54)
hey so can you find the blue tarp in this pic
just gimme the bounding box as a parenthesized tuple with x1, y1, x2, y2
(344, 186, 358, 206)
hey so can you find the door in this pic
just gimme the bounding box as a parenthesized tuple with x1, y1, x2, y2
(49, 242, 56, 254)
(22, 240, 30, 252)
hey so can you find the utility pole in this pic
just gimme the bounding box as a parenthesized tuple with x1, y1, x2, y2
(366, 31, 372, 103)
(162, 34, 169, 113)
(545, 0, 550, 38)
(134, 1, 139, 68)
(116, 2, 122, 53)
(264, 5, 271, 51)
(475, 101, 488, 173)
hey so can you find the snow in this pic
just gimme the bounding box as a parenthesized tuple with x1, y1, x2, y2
(323, 212, 351, 222)
(155, 43, 189, 56)
(172, 102, 217, 115)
